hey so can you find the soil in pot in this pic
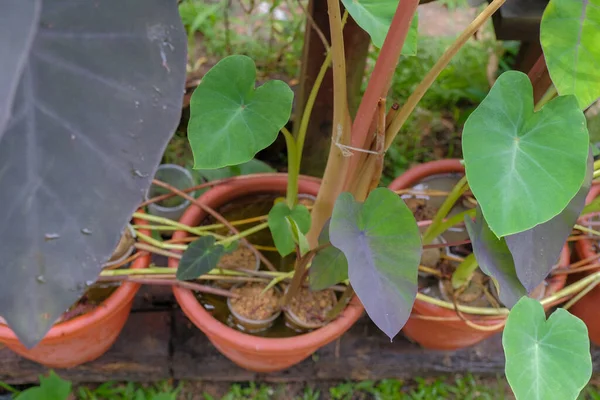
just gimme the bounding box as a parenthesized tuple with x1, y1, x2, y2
(217, 245, 258, 271)
(285, 286, 337, 330)
(193, 193, 338, 338)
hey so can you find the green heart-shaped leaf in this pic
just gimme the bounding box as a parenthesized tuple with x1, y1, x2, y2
(17, 371, 72, 400)
(341, 0, 418, 54)
(267, 202, 311, 256)
(503, 297, 592, 400)
(541, 0, 600, 109)
(329, 188, 422, 339)
(464, 206, 526, 308)
(188, 55, 294, 169)
(285, 216, 310, 256)
(309, 219, 348, 291)
(176, 236, 225, 281)
(463, 71, 589, 237)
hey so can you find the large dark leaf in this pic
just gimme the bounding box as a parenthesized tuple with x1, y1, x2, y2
(309, 220, 348, 291)
(177, 236, 225, 281)
(505, 150, 593, 292)
(464, 206, 526, 308)
(0, 0, 41, 138)
(329, 188, 422, 340)
(0, 0, 186, 347)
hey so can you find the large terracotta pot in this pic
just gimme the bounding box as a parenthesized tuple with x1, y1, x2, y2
(170, 173, 364, 372)
(389, 160, 571, 350)
(570, 184, 600, 345)
(0, 213, 150, 368)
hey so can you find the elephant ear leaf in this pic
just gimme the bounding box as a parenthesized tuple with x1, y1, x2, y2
(329, 188, 422, 340)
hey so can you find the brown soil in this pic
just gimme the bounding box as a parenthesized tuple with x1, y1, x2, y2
(218, 246, 256, 270)
(229, 283, 282, 321)
(287, 287, 336, 326)
(298, 195, 315, 207)
(405, 198, 437, 221)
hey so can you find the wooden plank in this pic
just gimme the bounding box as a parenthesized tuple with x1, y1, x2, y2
(3, 289, 600, 384)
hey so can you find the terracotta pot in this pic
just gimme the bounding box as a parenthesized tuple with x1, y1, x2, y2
(0, 212, 150, 368)
(170, 173, 364, 372)
(570, 184, 600, 345)
(389, 160, 571, 350)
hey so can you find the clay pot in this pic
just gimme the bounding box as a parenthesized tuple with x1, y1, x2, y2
(570, 184, 600, 345)
(170, 173, 364, 372)
(389, 159, 571, 350)
(0, 212, 150, 368)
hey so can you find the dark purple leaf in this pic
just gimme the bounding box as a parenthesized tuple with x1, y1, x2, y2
(0, 0, 187, 347)
(0, 0, 41, 138)
(505, 149, 593, 292)
(177, 236, 225, 281)
(309, 219, 348, 291)
(329, 188, 422, 340)
(464, 206, 526, 308)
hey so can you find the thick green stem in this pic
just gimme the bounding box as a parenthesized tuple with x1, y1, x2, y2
(136, 231, 187, 250)
(282, 126, 299, 208)
(306, 0, 351, 247)
(533, 85, 557, 112)
(216, 222, 269, 246)
(424, 208, 476, 246)
(422, 176, 468, 244)
(451, 253, 478, 289)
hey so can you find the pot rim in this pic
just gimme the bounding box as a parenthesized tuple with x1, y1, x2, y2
(0, 211, 151, 344)
(389, 159, 571, 322)
(170, 174, 364, 354)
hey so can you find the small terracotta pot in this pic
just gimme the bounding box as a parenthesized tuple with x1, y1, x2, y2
(570, 184, 600, 345)
(0, 212, 150, 368)
(389, 160, 571, 350)
(170, 173, 364, 372)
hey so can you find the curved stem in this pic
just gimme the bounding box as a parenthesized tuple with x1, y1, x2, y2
(216, 221, 269, 246)
(282, 126, 299, 208)
(385, 0, 506, 149)
(422, 176, 468, 244)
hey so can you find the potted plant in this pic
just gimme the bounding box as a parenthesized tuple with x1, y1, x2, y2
(156, 0, 598, 397)
(0, 215, 150, 368)
(388, 159, 571, 350)
(0, 2, 188, 351)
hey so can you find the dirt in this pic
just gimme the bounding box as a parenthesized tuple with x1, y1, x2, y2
(217, 246, 256, 270)
(440, 269, 499, 308)
(229, 282, 282, 321)
(298, 195, 315, 207)
(405, 197, 438, 221)
(287, 287, 336, 326)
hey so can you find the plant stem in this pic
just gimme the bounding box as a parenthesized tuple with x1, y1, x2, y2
(346, 0, 420, 185)
(282, 126, 299, 208)
(306, 0, 351, 247)
(385, 0, 506, 149)
(133, 212, 224, 238)
(136, 231, 188, 251)
(326, 286, 355, 320)
(135, 242, 182, 259)
(533, 85, 557, 111)
(451, 253, 478, 289)
(574, 224, 600, 237)
(422, 176, 468, 244)
(424, 208, 476, 246)
(216, 222, 269, 246)
(151, 179, 277, 271)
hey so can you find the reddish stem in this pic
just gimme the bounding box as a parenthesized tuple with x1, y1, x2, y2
(345, 0, 420, 188)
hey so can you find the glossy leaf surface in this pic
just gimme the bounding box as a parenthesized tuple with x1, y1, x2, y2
(330, 188, 421, 339)
(464, 206, 526, 308)
(0, 0, 186, 347)
(341, 0, 418, 54)
(541, 0, 600, 109)
(505, 150, 593, 291)
(188, 55, 293, 169)
(309, 220, 348, 291)
(503, 297, 591, 400)
(177, 236, 225, 281)
(268, 202, 311, 256)
(463, 71, 588, 237)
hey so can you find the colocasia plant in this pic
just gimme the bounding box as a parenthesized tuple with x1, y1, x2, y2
(184, 0, 600, 398)
(1, 0, 599, 398)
